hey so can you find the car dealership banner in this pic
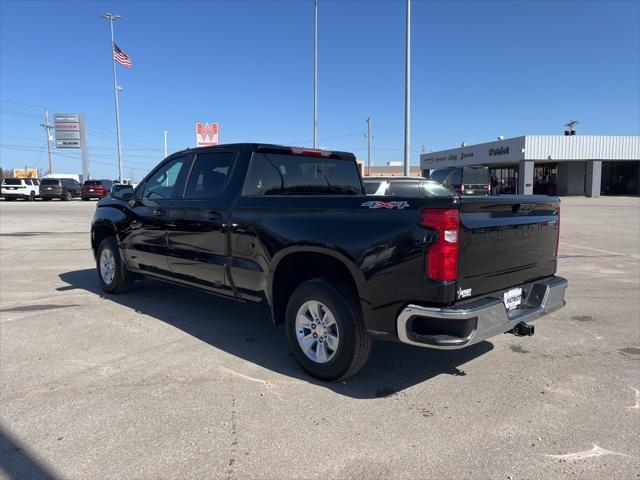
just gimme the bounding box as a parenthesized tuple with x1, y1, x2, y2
(195, 122, 219, 147)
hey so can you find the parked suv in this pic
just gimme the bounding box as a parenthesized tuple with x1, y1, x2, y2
(1, 178, 39, 201)
(40, 178, 81, 201)
(81, 179, 113, 200)
(428, 166, 491, 196)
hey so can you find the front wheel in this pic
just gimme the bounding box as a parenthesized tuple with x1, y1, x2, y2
(63, 191, 72, 201)
(96, 236, 133, 294)
(28, 191, 35, 201)
(285, 278, 372, 381)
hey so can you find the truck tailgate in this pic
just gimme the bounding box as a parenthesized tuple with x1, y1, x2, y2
(457, 195, 559, 298)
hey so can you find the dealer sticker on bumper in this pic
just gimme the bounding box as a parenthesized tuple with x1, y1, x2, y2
(503, 287, 523, 311)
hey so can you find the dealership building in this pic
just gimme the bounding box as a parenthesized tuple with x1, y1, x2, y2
(420, 135, 640, 196)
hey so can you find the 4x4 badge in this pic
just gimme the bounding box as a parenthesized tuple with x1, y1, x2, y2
(361, 201, 410, 210)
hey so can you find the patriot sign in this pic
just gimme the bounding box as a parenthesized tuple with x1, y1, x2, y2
(195, 122, 220, 147)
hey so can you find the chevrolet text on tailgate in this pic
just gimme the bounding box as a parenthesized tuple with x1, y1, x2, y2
(91, 144, 567, 380)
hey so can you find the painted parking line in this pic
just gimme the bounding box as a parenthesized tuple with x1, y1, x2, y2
(560, 242, 640, 260)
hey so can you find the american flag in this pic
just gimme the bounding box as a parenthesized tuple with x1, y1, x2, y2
(113, 43, 132, 69)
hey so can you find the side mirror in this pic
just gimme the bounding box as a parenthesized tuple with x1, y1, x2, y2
(111, 184, 134, 201)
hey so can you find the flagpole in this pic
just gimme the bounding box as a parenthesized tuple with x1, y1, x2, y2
(102, 12, 123, 182)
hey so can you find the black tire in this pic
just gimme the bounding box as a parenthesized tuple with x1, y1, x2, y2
(28, 191, 35, 201)
(285, 278, 372, 381)
(43, 197, 51, 201)
(82, 197, 89, 201)
(96, 236, 133, 294)
(63, 191, 72, 201)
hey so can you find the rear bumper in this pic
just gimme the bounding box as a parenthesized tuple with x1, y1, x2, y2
(397, 276, 567, 349)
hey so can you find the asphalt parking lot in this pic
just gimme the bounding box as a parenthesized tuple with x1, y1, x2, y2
(1, 197, 639, 480)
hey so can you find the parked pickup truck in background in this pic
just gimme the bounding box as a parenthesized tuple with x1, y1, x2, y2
(91, 144, 567, 380)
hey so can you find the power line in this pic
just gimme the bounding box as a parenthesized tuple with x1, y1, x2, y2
(68, 0, 102, 18)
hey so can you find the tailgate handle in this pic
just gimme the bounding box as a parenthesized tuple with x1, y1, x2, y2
(153, 208, 166, 217)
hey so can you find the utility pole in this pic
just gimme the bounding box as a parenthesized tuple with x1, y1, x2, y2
(102, 12, 124, 182)
(403, 0, 411, 176)
(164, 130, 168, 158)
(366, 117, 372, 176)
(313, 0, 318, 148)
(40, 108, 54, 175)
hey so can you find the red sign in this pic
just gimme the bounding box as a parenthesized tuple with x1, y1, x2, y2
(195, 122, 220, 146)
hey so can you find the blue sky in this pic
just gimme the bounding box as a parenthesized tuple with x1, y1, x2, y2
(1, 0, 639, 180)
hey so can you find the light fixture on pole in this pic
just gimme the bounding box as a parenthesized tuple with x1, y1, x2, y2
(101, 12, 124, 182)
(403, 0, 411, 176)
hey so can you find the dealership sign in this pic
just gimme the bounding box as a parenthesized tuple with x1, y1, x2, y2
(54, 113, 84, 149)
(489, 146, 510, 156)
(195, 122, 220, 147)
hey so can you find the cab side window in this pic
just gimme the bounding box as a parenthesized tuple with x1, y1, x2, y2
(184, 152, 236, 199)
(143, 156, 190, 199)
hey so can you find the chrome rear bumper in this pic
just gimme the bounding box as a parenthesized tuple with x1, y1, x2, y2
(397, 276, 568, 349)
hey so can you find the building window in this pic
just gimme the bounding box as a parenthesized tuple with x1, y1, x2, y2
(489, 167, 518, 195)
(534, 163, 557, 195)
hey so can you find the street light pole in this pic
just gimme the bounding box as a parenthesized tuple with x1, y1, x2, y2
(403, 0, 411, 176)
(313, 0, 318, 148)
(102, 12, 124, 182)
(40, 108, 53, 175)
(164, 130, 168, 158)
(366, 117, 372, 176)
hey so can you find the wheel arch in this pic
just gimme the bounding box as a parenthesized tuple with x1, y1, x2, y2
(91, 220, 118, 258)
(268, 247, 368, 326)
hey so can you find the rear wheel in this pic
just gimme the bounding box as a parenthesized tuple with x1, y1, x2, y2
(96, 236, 133, 294)
(63, 191, 71, 201)
(28, 191, 35, 201)
(43, 197, 51, 201)
(285, 278, 372, 381)
(82, 197, 89, 201)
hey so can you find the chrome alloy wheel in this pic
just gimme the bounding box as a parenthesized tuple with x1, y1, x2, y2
(295, 300, 339, 363)
(99, 247, 116, 286)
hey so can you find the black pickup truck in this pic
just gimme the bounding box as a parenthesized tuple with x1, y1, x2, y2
(91, 144, 567, 380)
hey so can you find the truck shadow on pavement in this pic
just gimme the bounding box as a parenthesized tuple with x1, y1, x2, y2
(0, 426, 57, 480)
(59, 269, 493, 399)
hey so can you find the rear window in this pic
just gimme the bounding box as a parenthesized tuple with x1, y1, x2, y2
(363, 181, 382, 194)
(243, 153, 363, 195)
(41, 179, 60, 185)
(388, 181, 453, 197)
(83, 180, 102, 186)
(463, 167, 489, 184)
(3, 179, 22, 185)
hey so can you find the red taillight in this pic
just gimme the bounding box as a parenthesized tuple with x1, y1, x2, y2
(555, 206, 560, 257)
(290, 147, 331, 158)
(420, 208, 460, 282)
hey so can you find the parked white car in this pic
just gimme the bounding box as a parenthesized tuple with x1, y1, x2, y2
(1, 178, 40, 201)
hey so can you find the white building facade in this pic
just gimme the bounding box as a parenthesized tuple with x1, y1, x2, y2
(420, 135, 640, 197)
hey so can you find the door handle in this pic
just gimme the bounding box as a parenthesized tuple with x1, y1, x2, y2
(204, 211, 223, 220)
(153, 208, 166, 217)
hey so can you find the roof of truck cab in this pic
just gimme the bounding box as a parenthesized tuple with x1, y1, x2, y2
(175, 143, 356, 159)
